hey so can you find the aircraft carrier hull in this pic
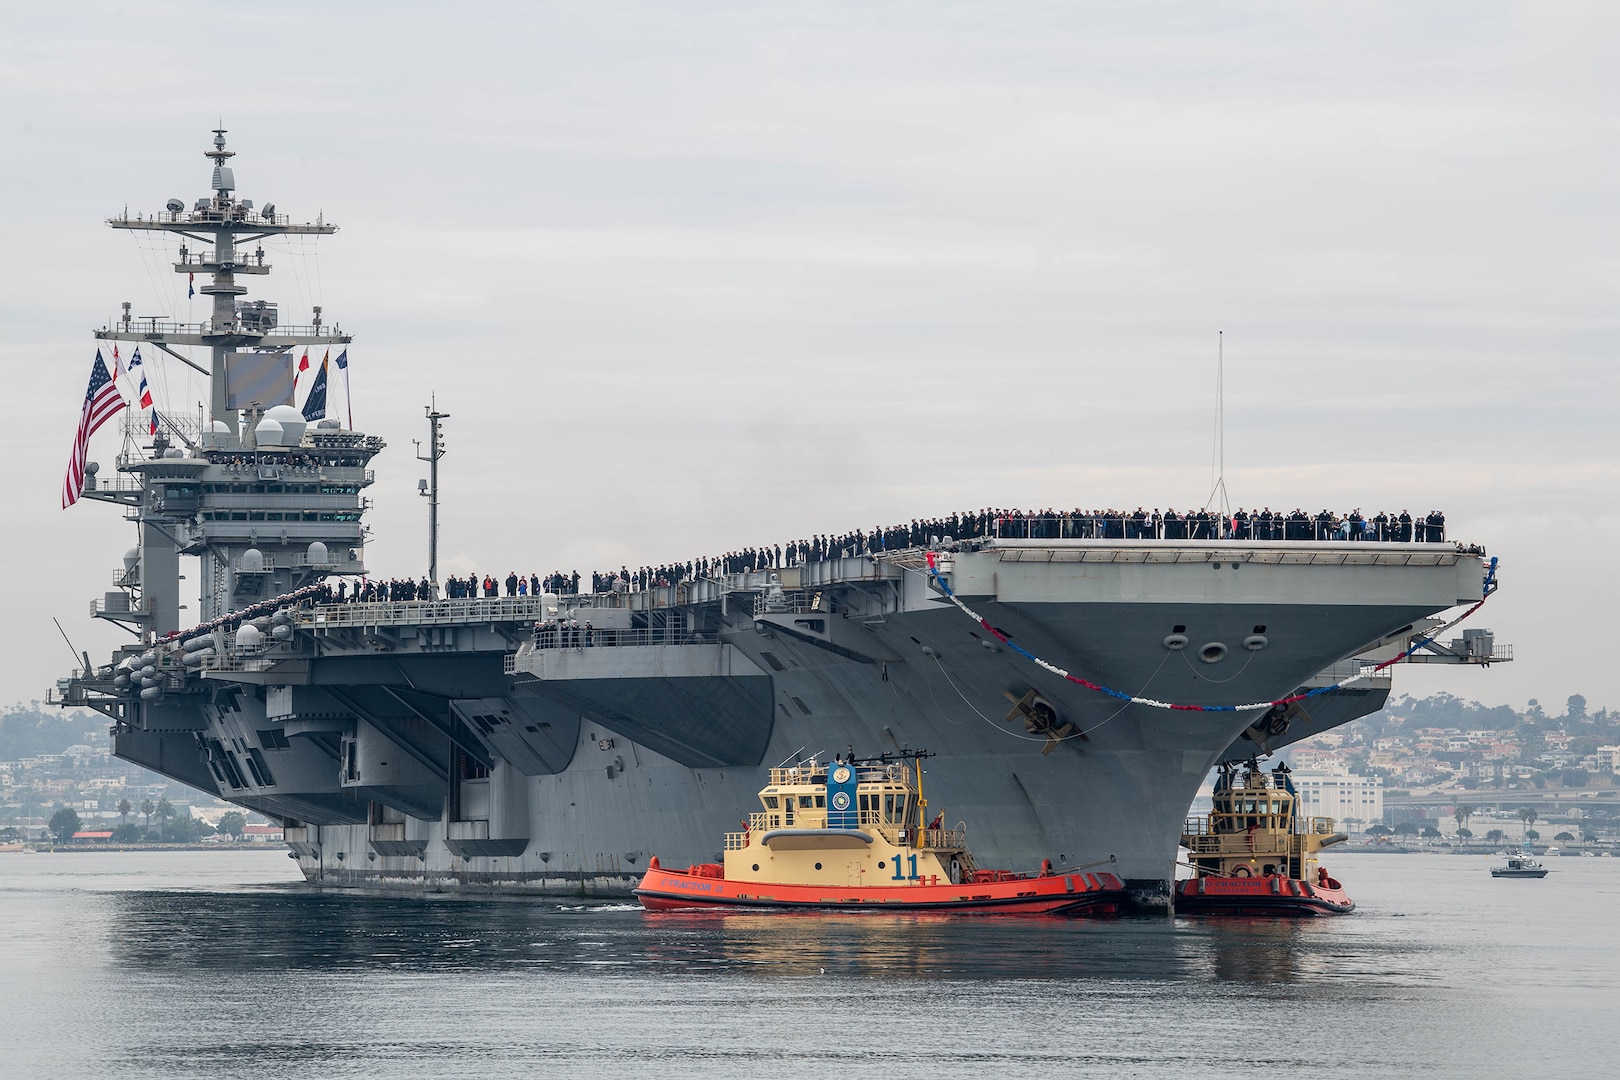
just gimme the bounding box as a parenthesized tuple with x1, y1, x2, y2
(97, 541, 1487, 908)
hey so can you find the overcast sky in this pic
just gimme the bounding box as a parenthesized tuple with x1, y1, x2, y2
(3, 2, 1615, 714)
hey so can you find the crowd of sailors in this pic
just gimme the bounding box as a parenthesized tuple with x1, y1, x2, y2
(149, 504, 1468, 659)
(281, 505, 1457, 613)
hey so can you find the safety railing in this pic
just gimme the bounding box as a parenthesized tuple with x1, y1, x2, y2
(99, 318, 349, 341)
(301, 595, 554, 628)
(526, 626, 717, 650)
(109, 208, 301, 228)
(1183, 814, 1336, 841)
(91, 597, 146, 617)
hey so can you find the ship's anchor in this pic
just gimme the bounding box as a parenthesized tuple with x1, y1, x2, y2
(1003, 689, 1081, 755)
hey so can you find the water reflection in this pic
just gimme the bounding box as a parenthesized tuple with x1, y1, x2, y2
(104, 887, 1423, 988)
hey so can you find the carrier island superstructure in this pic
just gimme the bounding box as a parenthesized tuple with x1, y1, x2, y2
(57, 132, 1508, 906)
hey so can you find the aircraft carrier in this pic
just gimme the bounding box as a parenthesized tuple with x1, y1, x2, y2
(56, 132, 1508, 907)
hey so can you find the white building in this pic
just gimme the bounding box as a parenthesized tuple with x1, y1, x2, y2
(1291, 766, 1384, 830)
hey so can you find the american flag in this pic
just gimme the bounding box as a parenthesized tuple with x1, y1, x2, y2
(62, 350, 127, 508)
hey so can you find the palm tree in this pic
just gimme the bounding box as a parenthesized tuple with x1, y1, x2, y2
(140, 798, 154, 833)
(1518, 806, 1538, 839)
(154, 797, 174, 839)
(1454, 803, 1477, 837)
(117, 799, 132, 827)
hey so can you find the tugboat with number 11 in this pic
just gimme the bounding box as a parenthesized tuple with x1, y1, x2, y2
(635, 752, 1127, 915)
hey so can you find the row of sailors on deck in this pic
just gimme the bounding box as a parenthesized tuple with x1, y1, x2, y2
(533, 619, 593, 648)
(995, 508, 1448, 542)
(320, 505, 1454, 606)
(331, 578, 436, 603)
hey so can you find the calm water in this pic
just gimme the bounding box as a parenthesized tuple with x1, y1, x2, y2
(1, 850, 1615, 1078)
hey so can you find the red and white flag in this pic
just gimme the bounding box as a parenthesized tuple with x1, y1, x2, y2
(62, 350, 127, 508)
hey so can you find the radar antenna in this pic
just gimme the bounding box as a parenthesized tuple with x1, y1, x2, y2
(415, 398, 448, 584)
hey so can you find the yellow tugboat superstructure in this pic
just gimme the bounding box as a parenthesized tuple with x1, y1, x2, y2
(1176, 760, 1354, 915)
(724, 753, 976, 888)
(635, 752, 1127, 915)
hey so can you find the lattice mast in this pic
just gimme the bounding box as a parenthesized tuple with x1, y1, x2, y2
(99, 129, 349, 432)
(81, 130, 378, 635)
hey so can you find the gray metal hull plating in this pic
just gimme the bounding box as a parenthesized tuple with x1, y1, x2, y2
(104, 542, 1484, 905)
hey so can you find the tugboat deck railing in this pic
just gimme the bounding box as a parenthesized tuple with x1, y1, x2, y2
(729, 814, 965, 853)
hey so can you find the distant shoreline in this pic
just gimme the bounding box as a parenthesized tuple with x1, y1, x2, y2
(2, 843, 287, 854)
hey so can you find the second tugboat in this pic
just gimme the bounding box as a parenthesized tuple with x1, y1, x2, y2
(635, 752, 1126, 915)
(1175, 760, 1354, 916)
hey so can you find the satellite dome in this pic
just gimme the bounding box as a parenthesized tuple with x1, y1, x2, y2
(123, 548, 139, 571)
(202, 419, 235, 450)
(307, 541, 329, 565)
(235, 624, 264, 648)
(264, 404, 306, 444)
(239, 548, 265, 573)
(165, 198, 185, 213)
(253, 417, 284, 447)
(316, 418, 342, 429)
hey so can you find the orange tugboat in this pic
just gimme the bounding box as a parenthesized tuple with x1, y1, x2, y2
(1176, 760, 1354, 916)
(635, 751, 1126, 915)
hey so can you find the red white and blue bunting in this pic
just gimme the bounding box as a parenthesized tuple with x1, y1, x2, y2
(923, 551, 1499, 714)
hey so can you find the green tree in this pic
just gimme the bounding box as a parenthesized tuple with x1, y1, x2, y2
(1454, 804, 1477, 834)
(1518, 807, 1538, 834)
(140, 798, 154, 832)
(1566, 694, 1587, 722)
(1525, 830, 1540, 842)
(154, 797, 174, 838)
(49, 806, 82, 843)
(217, 811, 246, 840)
(1485, 829, 1505, 844)
(1555, 831, 1576, 842)
(117, 798, 132, 826)
(1456, 827, 1473, 840)
(1563, 769, 1590, 788)
(110, 823, 144, 843)
(1394, 821, 1419, 836)
(1420, 826, 1442, 839)
(164, 815, 214, 843)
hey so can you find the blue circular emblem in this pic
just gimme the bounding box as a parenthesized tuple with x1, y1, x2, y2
(831, 791, 851, 810)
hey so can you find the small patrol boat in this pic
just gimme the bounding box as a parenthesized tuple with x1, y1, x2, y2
(1175, 760, 1354, 916)
(635, 751, 1126, 915)
(1490, 853, 1549, 878)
